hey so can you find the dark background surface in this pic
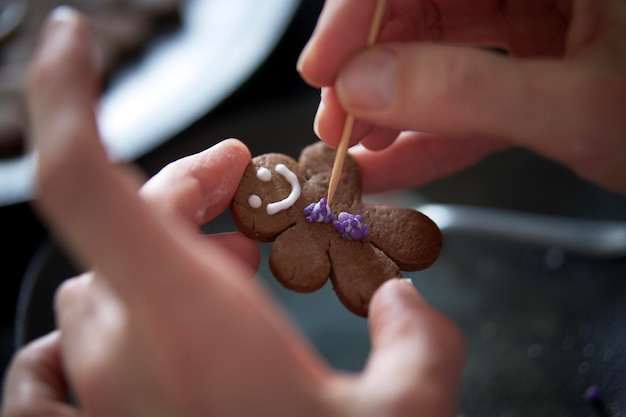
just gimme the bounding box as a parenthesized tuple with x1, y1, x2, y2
(2, 2, 626, 416)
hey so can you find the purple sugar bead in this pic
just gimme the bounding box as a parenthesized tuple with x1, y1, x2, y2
(306, 202, 368, 240)
(584, 385, 602, 406)
(333, 211, 368, 241)
(349, 228, 363, 240)
(305, 198, 335, 223)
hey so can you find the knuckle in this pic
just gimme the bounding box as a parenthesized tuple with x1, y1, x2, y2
(408, 46, 503, 133)
(432, 49, 491, 107)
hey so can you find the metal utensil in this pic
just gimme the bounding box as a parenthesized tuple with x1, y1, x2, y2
(364, 192, 626, 259)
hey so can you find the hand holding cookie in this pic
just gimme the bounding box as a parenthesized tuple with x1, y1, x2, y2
(231, 142, 442, 317)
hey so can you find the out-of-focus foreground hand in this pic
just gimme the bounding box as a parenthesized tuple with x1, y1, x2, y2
(1, 7, 464, 417)
(298, 0, 626, 196)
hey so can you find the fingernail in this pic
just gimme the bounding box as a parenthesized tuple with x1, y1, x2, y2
(393, 277, 423, 301)
(337, 49, 397, 110)
(45, 6, 102, 73)
(374, 278, 425, 313)
(49, 5, 79, 22)
(313, 99, 324, 139)
(42, 6, 80, 48)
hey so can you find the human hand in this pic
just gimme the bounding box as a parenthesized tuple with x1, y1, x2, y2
(298, 0, 626, 196)
(1, 7, 464, 417)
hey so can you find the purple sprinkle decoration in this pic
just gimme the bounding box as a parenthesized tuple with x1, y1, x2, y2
(304, 198, 335, 224)
(304, 200, 369, 240)
(333, 211, 368, 240)
(584, 385, 602, 406)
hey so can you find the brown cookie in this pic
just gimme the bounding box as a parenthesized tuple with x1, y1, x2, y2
(230, 142, 442, 317)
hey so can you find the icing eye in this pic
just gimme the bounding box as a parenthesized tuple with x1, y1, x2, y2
(257, 167, 271, 182)
(248, 195, 262, 209)
(247, 164, 301, 215)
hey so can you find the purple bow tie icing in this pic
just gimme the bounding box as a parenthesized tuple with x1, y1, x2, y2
(304, 198, 335, 224)
(230, 142, 442, 317)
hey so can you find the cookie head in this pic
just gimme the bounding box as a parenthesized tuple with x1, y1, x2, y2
(231, 154, 306, 241)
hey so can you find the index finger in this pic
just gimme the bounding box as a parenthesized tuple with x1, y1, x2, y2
(298, 0, 389, 87)
(27, 8, 251, 301)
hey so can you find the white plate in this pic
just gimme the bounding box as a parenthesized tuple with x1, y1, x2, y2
(0, 0, 301, 205)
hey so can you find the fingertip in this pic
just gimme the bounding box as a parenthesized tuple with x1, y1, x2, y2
(369, 278, 465, 360)
(54, 274, 92, 318)
(201, 138, 252, 174)
(364, 279, 465, 414)
(368, 279, 423, 346)
(201, 137, 252, 186)
(314, 87, 374, 148)
(143, 138, 253, 226)
(218, 138, 252, 162)
(209, 137, 252, 187)
(27, 6, 102, 169)
(369, 279, 424, 322)
(297, 0, 385, 88)
(11, 330, 62, 365)
(296, 39, 320, 87)
(3, 330, 74, 413)
(28, 6, 98, 96)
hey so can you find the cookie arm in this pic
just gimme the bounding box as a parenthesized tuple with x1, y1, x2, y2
(366, 205, 443, 271)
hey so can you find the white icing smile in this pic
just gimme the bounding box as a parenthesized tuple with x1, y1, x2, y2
(248, 164, 301, 215)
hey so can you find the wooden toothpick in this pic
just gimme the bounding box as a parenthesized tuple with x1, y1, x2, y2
(326, 0, 386, 207)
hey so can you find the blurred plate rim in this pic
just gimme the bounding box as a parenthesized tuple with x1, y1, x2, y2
(0, 0, 302, 206)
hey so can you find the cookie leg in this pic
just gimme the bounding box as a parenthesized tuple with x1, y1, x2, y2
(329, 240, 400, 317)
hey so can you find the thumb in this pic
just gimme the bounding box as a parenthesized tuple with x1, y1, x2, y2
(334, 44, 624, 187)
(27, 6, 102, 158)
(336, 44, 571, 143)
(360, 279, 465, 417)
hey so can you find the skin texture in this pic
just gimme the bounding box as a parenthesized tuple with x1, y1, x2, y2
(1, 8, 464, 417)
(297, 0, 626, 196)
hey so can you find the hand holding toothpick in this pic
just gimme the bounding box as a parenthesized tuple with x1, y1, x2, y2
(326, 0, 386, 207)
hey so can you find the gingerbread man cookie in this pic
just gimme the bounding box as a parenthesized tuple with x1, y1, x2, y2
(230, 142, 442, 317)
